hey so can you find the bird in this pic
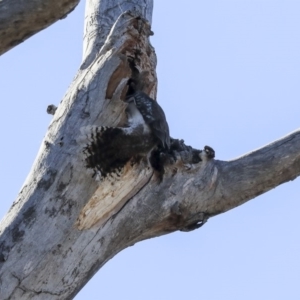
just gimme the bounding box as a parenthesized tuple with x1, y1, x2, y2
(78, 88, 170, 180)
(124, 90, 170, 150)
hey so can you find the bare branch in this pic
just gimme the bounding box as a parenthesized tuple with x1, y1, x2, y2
(82, 0, 153, 67)
(0, 0, 80, 56)
(0, 0, 299, 298)
(213, 130, 300, 215)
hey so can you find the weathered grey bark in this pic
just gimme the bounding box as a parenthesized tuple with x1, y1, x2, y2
(0, 0, 300, 299)
(0, 0, 80, 56)
(82, 0, 153, 67)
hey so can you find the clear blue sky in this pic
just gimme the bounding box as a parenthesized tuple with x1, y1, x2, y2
(1, 1, 299, 299)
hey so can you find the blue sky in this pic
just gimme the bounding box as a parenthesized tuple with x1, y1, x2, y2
(0, 1, 299, 299)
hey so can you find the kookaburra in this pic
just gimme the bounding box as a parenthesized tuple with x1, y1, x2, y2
(79, 87, 170, 179)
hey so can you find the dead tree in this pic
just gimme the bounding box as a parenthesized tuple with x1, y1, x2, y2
(0, 0, 299, 299)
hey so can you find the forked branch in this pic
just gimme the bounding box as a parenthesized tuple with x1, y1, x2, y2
(0, 2, 299, 299)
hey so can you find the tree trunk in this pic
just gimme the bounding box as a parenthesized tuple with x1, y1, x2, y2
(0, 0, 300, 299)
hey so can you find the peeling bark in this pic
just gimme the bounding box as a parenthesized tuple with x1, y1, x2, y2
(0, 0, 300, 299)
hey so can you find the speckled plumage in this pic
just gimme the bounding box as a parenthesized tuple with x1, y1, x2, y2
(126, 91, 170, 149)
(79, 91, 170, 179)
